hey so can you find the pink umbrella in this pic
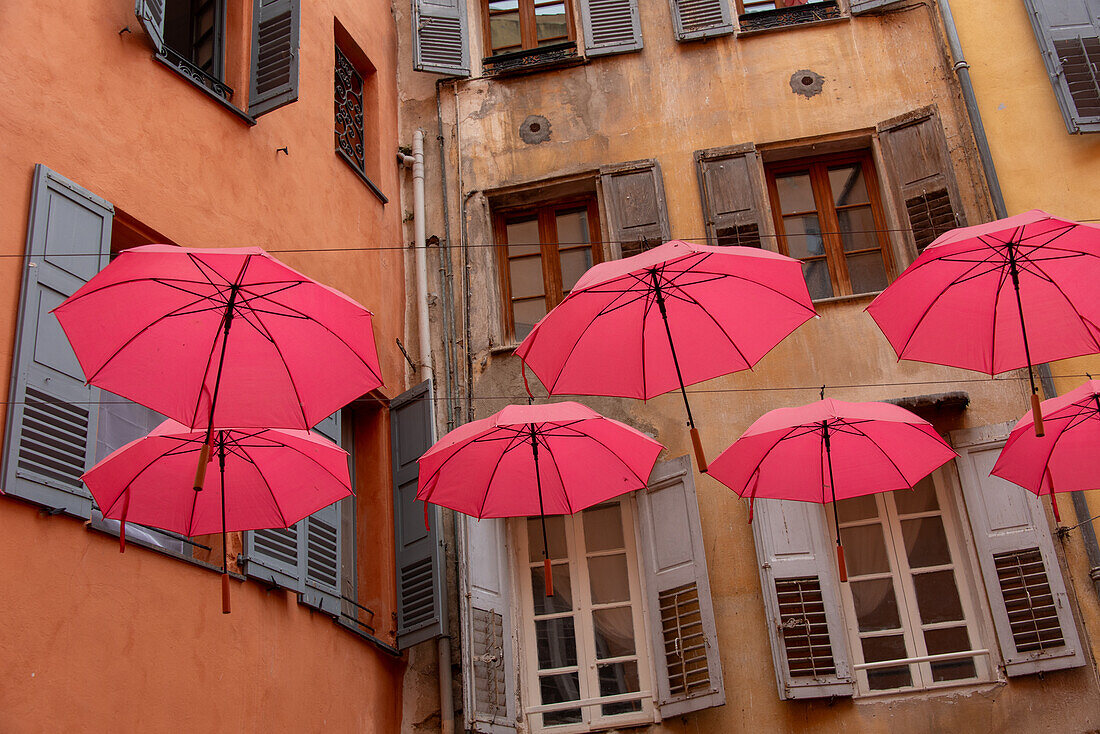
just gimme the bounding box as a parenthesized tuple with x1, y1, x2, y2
(991, 379, 1100, 524)
(516, 240, 815, 471)
(708, 398, 956, 581)
(417, 402, 662, 594)
(83, 420, 353, 613)
(867, 211, 1100, 436)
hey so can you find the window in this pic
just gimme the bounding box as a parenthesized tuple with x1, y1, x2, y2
(494, 198, 601, 341)
(517, 502, 654, 732)
(766, 152, 893, 299)
(736, 0, 841, 31)
(335, 28, 386, 203)
(484, 0, 574, 56)
(833, 476, 989, 695)
(162, 0, 228, 98)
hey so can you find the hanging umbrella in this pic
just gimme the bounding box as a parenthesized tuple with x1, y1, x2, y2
(515, 240, 816, 472)
(991, 379, 1100, 524)
(417, 402, 663, 595)
(52, 244, 382, 491)
(867, 211, 1100, 437)
(707, 398, 956, 581)
(83, 420, 353, 613)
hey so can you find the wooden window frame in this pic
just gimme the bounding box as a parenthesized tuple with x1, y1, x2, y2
(766, 151, 895, 298)
(494, 197, 602, 344)
(515, 499, 656, 733)
(482, 0, 577, 56)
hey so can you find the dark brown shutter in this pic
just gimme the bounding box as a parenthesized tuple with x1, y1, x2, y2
(878, 107, 966, 255)
(694, 143, 767, 248)
(599, 160, 671, 258)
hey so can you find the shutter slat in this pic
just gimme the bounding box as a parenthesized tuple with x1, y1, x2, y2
(670, 0, 733, 41)
(248, 0, 300, 117)
(579, 0, 643, 56)
(1023, 0, 1100, 133)
(135, 0, 166, 50)
(414, 0, 470, 76)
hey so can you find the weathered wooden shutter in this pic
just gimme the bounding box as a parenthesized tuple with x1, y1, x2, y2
(300, 412, 344, 615)
(636, 456, 725, 717)
(599, 160, 671, 258)
(849, 0, 907, 14)
(460, 515, 518, 733)
(413, 0, 471, 76)
(392, 381, 447, 648)
(1023, 0, 1100, 133)
(1, 165, 111, 518)
(248, 0, 301, 117)
(246, 520, 303, 588)
(752, 497, 855, 699)
(694, 143, 767, 248)
(952, 424, 1085, 675)
(134, 0, 166, 51)
(669, 0, 733, 41)
(878, 108, 966, 255)
(578, 0, 644, 57)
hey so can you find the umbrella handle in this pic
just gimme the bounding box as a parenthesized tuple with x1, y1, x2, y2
(690, 428, 708, 473)
(1031, 393, 1045, 438)
(119, 489, 130, 554)
(544, 558, 554, 597)
(222, 573, 232, 614)
(194, 443, 212, 491)
(836, 543, 848, 583)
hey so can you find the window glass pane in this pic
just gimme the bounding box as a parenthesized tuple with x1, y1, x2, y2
(924, 627, 977, 682)
(489, 12, 521, 51)
(589, 554, 630, 604)
(901, 516, 951, 568)
(532, 563, 573, 614)
(743, 0, 777, 11)
(592, 607, 636, 658)
(894, 477, 939, 515)
(837, 494, 879, 523)
(784, 215, 825, 259)
(837, 206, 878, 252)
(775, 173, 816, 214)
(583, 504, 624, 552)
(846, 251, 889, 294)
(840, 523, 891, 577)
(535, 1, 568, 43)
(509, 256, 545, 299)
(535, 617, 578, 669)
(862, 635, 912, 690)
(539, 673, 582, 725)
(828, 165, 869, 206)
(913, 570, 965, 624)
(598, 661, 642, 715)
(506, 218, 541, 254)
(559, 248, 592, 293)
(555, 209, 590, 245)
(802, 259, 833, 300)
(513, 298, 547, 340)
(528, 515, 568, 561)
(851, 578, 902, 631)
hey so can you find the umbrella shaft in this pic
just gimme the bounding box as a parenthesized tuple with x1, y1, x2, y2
(1007, 246, 1038, 396)
(651, 271, 696, 429)
(530, 426, 549, 559)
(823, 422, 841, 546)
(203, 286, 240, 446)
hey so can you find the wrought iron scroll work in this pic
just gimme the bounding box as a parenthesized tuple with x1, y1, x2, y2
(335, 45, 366, 175)
(159, 45, 233, 101)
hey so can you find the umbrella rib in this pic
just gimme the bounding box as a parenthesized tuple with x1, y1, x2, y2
(666, 268, 819, 318)
(234, 303, 311, 428)
(1018, 256, 1100, 354)
(542, 289, 647, 395)
(98, 447, 178, 519)
(244, 450, 293, 529)
(566, 429, 652, 490)
(475, 429, 530, 519)
(540, 441, 575, 516)
(656, 270, 753, 369)
(987, 259, 1012, 374)
(733, 425, 804, 498)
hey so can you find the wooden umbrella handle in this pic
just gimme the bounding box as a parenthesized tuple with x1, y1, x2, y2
(222, 573, 232, 614)
(194, 442, 212, 491)
(1031, 393, 1045, 437)
(837, 543, 848, 583)
(544, 558, 554, 597)
(690, 428, 708, 473)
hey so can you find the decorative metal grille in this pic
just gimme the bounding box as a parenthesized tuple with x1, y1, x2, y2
(774, 576, 837, 678)
(335, 45, 366, 175)
(993, 548, 1066, 653)
(160, 45, 233, 100)
(658, 582, 712, 697)
(738, 1, 840, 32)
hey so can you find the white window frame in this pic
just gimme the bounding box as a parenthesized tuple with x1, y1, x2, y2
(830, 469, 993, 696)
(513, 498, 657, 733)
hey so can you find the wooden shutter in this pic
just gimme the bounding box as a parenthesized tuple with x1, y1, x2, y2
(300, 412, 344, 615)
(248, 0, 301, 117)
(669, 0, 733, 41)
(1023, 0, 1100, 133)
(246, 521, 303, 589)
(952, 424, 1086, 675)
(694, 143, 767, 248)
(850, 0, 907, 14)
(600, 160, 671, 258)
(392, 381, 447, 649)
(460, 515, 518, 733)
(413, 0, 470, 76)
(578, 0, 644, 57)
(752, 497, 855, 699)
(636, 456, 725, 717)
(134, 0, 166, 51)
(2, 165, 111, 519)
(878, 108, 966, 255)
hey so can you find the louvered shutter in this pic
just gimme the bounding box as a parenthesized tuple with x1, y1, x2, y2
(299, 412, 344, 615)
(952, 424, 1085, 675)
(578, 0, 643, 57)
(2, 165, 111, 518)
(636, 456, 725, 717)
(246, 521, 302, 589)
(669, 0, 733, 41)
(878, 108, 966, 256)
(600, 160, 671, 259)
(694, 143, 768, 248)
(460, 515, 518, 733)
(134, 0, 166, 51)
(413, 0, 470, 76)
(1023, 0, 1100, 133)
(752, 497, 855, 699)
(248, 0, 301, 117)
(392, 381, 447, 648)
(849, 0, 907, 14)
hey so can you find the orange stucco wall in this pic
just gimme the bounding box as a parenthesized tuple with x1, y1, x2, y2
(0, 0, 409, 730)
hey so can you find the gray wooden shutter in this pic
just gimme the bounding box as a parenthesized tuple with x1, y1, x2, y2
(299, 412, 344, 615)
(850, 0, 907, 15)
(246, 521, 303, 589)
(413, 0, 471, 76)
(600, 160, 671, 258)
(752, 497, 855, 699)
(460, 515, 518, 733)
(1023, 0, 1100, 133)
(878, 108, 967, 255)
(578, 0, 644, 57)
(392, 381, 447, 649)
(669, 0, 733, 41)
(694, 143, 767, 248)
(248, 0, 301, 117)
(134, 0, 166, 51)
(952, 424, 1086, 675)
(2, 165, 111, 519)
(636, 456, 725, 717)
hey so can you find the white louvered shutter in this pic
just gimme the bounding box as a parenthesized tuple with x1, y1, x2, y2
(413, 0, 471, 76)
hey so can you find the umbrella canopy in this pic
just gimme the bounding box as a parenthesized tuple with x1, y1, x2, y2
(53, 245, 383, 431)
(991, 379, 1100, 523)
(516, 240, 815, 469)
(708, 398, 956, 580)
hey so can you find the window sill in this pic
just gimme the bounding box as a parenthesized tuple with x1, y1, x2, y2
(154, 52, 256, 126)
(811, 289, 881, 306)
(338, 150, 389, 204)
(83, 515, 241, 577)
(737, 1, 844, 35)
(490, 342, 520, 355)
(483, 43, 584, 78)
(852, 677, 1004, 703)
